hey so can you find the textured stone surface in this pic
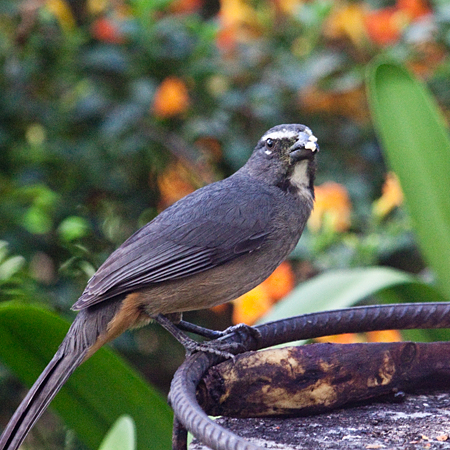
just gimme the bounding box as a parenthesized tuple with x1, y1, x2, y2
(190, 390, 450, 449)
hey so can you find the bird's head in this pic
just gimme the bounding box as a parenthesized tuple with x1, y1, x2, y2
(244, 124, 319, 196)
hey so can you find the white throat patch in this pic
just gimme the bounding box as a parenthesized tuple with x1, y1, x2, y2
(289, 160, 310, 192)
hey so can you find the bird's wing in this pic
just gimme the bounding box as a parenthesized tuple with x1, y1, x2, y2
(73, 182, 273, 310)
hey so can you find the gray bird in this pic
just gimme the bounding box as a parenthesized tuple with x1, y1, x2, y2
(0, 123, 318, 450)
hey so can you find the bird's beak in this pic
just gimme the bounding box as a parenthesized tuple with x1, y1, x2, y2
(289, 131, 319, 163)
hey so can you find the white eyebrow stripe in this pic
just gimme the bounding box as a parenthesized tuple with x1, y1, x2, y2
(263, 127, 316, 142)
(263, 130, 299, 141)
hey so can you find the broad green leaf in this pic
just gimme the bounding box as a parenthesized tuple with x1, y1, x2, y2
(98, 415, 136, 450)
(367, 60, 450, 298)
(0, 255, 25, 280)
(57, 216, 91, 241)
(260, 267, 415, 322)
(0, 303, 172, 450)
(376, 282, 450, 342)
(259, 267, 450, 342)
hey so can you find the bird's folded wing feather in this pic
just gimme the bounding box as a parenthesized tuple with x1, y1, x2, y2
(73, 185, 273, 310)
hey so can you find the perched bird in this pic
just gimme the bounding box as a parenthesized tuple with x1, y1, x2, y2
(0, 123, 318, 450)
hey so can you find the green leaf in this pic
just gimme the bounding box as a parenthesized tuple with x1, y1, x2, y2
(375, 281, 450, 342)
(0, 303, 172, 450)
(98, 415, 136, 450)
(259, 267, 450, 342)
(22, 205, 53, 234)
(0, 241, 10, 263)
(58, 216, 90, 241)
(260, 267, 414, 322)
(367, 60, 450, 298)
(0, 256, 25, 281)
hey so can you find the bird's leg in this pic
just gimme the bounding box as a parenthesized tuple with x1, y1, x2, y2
(176, 320, 225, 339)
(161, 312, 225, 338)
(179, 320, 262, 345)
(154, 314, 242, 358)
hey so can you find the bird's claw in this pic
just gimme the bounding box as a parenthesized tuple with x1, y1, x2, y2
(183, 340, 242, 360)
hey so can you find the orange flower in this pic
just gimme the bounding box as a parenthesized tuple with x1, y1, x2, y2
(232, 284, 272, 325)
(157, 161, 196, 210)
(153, 77, 190, 118)
(364, 0, 431, 46)
(308, 182, 352, 233)
(315, 329, 402, 344)
(372, 172, 403, 218)
(397, 0, 432, 20)
(364, 6, 404, 46)
(315, 333, 366, 344)
(231, 262, 295, 325)
(366, 329, 402, 342)
(216, 0, 260, 51)
(264, 261, 295, 302)
(91, 17, 125, 44)
(325, 3, 368, 48)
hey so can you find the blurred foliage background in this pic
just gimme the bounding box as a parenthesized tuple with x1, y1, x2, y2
(1, 0, 450, 448)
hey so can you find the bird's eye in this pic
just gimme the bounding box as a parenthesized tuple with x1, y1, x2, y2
(266, 138, 274, 148)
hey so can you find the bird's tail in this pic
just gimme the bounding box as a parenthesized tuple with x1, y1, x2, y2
(0, 347, 87, 450)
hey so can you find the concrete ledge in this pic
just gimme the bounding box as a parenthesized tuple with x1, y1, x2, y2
(190, 390, 450, 449)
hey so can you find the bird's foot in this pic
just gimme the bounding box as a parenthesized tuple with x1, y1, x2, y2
(154, 314, 259, 359)
(219, 323, 262, 342)
(178, 319, 261, 343)
(178, 321, 262, 358)
(181, 339, 241, 359)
